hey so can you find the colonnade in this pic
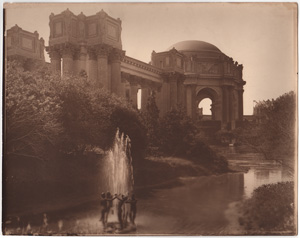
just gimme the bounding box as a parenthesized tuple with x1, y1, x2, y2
(48, 44, 125, 97)
(48, 44, 244, 129)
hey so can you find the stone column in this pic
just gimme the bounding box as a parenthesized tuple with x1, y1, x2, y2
(79, 45, 87, 74)
(177, 79, 185, 107)
(211, 102, 215, 120)
(73, 51, 80, 75)
(214, 101, 222, 121)
(222, 86, 229, 128)
(238, 89, 244, 122)
(158, 81, 170, 116)
(186, 85, 193, 118)
(87, 49, 97, 83)
(191, 85, 196, 120)
(130, 84, 138, 109)
(96, 47, 109, 89)
(155, 87, 162, 117)
(49, 50, 61, 74)
(141, 86, 149, 111)
(110, 49, 124, 97)
(62, 47, 74, 75)
(170, 78, 178, 109)
(228, 86, 235, 129)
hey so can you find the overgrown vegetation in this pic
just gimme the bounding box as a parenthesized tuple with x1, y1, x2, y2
(236, 92, 296, 175)
(143, 95, 228, 173)
(239, 182, 295, 234)
(5, 60, 146, 162)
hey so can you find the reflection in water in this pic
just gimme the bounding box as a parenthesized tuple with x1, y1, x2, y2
(213, 145, 293, 198)
(243, 164, 290, 198)
(137, 173, 244, 235)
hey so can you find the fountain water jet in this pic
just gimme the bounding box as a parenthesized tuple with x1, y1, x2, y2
(103, 129, 134, 196)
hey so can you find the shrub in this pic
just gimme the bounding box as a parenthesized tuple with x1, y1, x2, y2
(186, 138, 228, 172)
(158, 107, 196, 156)
(240, 181, 295, 232)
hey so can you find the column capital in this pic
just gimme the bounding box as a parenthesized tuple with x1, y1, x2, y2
(46, 46, 62, 59)
(61, 43, 77, 58)
(49, 49, 61, 60)
(109, 48, 125, 63)
(87, 46, 97, 61)
(96, 45, 111, 58)
(73, 48, 81, 60)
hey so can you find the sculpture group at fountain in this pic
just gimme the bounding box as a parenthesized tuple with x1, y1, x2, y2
(101, 129, 136, 231)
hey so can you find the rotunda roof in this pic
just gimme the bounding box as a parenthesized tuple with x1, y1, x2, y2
(167, 40, 221, 53)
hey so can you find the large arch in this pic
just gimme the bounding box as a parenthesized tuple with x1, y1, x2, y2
(196, 87, 221, 121)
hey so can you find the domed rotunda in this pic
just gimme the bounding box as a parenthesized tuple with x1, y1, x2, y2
(151, 40, 246, 130)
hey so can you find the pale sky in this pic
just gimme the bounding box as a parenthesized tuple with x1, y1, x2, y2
(4, 2, 298, 115)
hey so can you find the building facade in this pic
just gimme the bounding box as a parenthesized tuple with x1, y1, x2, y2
(7, 9, 246, 130)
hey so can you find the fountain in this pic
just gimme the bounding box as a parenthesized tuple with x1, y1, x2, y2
(103, 129, 134, 196)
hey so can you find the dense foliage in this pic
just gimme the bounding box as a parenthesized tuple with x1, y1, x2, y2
(237, 92, 296, 174)
(143, 91, 160, 147)
(239, 182, 295, 233)
(5, 60, 146, 162)
(5, 62, 63, 160)
(158, 107, 196, 156)
(143, 99, 228, 172)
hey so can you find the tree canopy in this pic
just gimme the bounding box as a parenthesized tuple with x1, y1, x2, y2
(238, 91, 296, 174)
(5, 61, 146, 161)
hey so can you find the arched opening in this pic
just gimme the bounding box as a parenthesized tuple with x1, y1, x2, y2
(198, 98, 212, 120)
(196, 88, 218, 121)
(195, 87, 222, 132)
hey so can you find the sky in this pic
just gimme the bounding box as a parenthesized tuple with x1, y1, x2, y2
(4, 2, 298, 115)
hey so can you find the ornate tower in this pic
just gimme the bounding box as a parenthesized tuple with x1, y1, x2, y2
(46, 9, 125, 97)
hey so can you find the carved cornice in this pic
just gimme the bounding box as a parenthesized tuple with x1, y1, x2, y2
(121, 72, 162, 90)
(122, 56, 162, 75)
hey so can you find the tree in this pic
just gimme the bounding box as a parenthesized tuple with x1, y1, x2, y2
(238, 92, 296, 174)
(5, 61, 63, 160)
(158, 107, 196, 156)
(143, 90, 160, 147)
(5, 61, 147, 162)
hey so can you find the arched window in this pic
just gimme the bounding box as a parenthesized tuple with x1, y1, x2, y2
(198, 98, 212, 120)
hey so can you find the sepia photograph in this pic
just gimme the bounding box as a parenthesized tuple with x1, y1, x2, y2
(2, 2, 298, 235)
